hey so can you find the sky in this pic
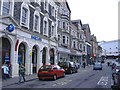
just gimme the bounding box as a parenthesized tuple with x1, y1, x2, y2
(67, 0, 119, 42)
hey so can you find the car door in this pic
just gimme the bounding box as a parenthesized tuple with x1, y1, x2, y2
(53, 66, 59, 77)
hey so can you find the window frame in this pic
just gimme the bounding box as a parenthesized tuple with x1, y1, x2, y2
(20, 2, 30, 29)
(33, 10, 40, 33)
(1, 0, 14, 16)
(43, 17, 48, 36)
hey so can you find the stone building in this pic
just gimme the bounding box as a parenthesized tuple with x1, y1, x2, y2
(0, 0, 58, 77)
(82, 24, 92, 65)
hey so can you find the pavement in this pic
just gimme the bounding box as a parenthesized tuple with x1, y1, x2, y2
(1, 74, 38, 88)
(1, 65, 92, 88)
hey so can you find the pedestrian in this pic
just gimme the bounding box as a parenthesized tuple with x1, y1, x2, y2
(1, 63, 9, 80)
(83, 62, 86, 68)
(19, 64, 26, 83)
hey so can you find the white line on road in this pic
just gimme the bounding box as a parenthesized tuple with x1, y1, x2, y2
(97, 76, 108, 85)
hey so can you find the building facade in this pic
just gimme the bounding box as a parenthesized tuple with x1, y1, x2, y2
(82, 24, 92, 65)
(0, 0, 58, 77)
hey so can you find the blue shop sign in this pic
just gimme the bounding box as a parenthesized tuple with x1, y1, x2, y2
(7, 24, 14, 32)
(31, 35, 42, 41)
(5, 56, 10, 62)
(18, 55, 21, 64)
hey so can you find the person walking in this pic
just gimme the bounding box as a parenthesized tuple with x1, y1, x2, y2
(19, 64, 26, 83)
(83, 62, 86, 68)
(1, 63, 9, 80)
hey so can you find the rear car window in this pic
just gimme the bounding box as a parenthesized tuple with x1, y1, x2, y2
(40, 65, 52, 70)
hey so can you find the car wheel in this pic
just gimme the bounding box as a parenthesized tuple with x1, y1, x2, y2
(38, 78, 41, 80)
(70, 70, 73, 74)
(53, 75, 57, 80)
(63, 73, 65, 77)
(75, 70, 78, 73)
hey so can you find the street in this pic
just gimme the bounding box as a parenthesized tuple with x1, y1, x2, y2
(3, 62, 113, 89)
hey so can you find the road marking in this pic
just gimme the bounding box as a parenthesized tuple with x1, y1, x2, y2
(97, 76, 108, 85)
(52, 79, 72, 87)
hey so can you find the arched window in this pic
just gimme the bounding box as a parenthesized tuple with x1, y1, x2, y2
(20, 2, 30, 29)
(33, 10, 40, 33)
(51, 22, 55, 37)
(43, 17, 48, 36)
(44, 0, 48, 12)
(1, 0, 14, 16)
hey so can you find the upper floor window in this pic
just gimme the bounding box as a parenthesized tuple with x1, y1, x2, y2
(63, 22, 65, 29)
(63, 36, 65, 44)
(22, 8, 27, 24)
(58, 35, 60, 42)
(35, 15, 39, 30)
(20, 2, 30, 29)
(33, 11, 40, 33)
(51, 6, 55, 17)
(44, 0, 48, 12)
(73, 41, 76, 48)
(80, 44, 82, 49)
(43, 17, 48, 36)
(51, 26, 54, 36)
(1, 0, 14, 16)
(67, 37, 69, 44)
(2, 0, 10, 15)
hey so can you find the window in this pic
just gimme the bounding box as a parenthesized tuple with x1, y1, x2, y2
(44, 0, 48, 11)
(63, 36, 65, 44)
(67, 37, 69, 44)
(33, 11, 40, 33)
(44, 21, 47, 34)
(58, 35, 60, 41)
(35, 15, 39, 30)
(51, 26, 54, 37)
(73, 41, 76, 48)
(20, 3, 30, 28)
(63, 22, 65, 29)
(80, 44, 82, 49)
(43, 17, 48, 36)
(51, 6, 55, 17)
(58, 20, 60, 28)
(22, 8, 27, 24)
(2, 0, 10, 15)
(83, 46, 85, 52)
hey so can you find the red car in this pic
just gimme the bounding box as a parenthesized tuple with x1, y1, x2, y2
(37, 65, 65, 80)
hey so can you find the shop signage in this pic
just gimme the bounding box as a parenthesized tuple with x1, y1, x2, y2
(18, 55, 21, 64)
(7, 24, 14, 32)
(5, 56, 10, 62)
(31, 35, 42, 41)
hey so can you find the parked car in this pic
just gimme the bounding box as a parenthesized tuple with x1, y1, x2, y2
(58, 61, 78, 74)
(93, 62, 102, 70)
(37, 65, 65, 80)
(74, 62, 80, 69)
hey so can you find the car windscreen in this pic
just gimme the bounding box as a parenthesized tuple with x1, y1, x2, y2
(58, 62, 69, 67)
(40, 65, 52, 70)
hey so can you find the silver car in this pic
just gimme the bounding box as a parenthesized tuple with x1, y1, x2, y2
(93, 62, 102, 70)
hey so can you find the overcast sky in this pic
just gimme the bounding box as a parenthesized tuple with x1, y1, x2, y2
(67, 0, 119, 42)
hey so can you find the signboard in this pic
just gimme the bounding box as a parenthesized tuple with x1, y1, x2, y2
(7, 24, 14, 32)
(5, 56, 10, 62)
(18, 55, 21, 64)
(31, 35, 42, 41)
